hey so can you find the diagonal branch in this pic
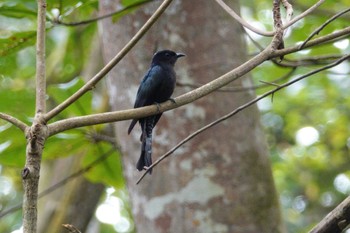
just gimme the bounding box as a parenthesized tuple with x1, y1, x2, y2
(309, 195, 350, 233)
(215, 0, 325, 37)
(48, 35, 277, 136)
(299, 7, 350, 49)
(0, 113, 28, 132)
(44, 0, 174, 122)
(55, 0, 153, 26)
(136, 53, 350, 184)
(46, 26, 350, 136)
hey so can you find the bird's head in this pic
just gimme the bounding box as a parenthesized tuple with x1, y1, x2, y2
(152, 50, 185, 66)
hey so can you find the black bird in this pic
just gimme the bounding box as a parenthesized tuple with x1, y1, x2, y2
(128, 50, 185, 173)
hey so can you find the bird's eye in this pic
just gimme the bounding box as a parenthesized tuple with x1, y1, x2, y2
(165, 53, 170, 57)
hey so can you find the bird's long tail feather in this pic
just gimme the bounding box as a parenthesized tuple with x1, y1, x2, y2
(136, 117, 154, 174)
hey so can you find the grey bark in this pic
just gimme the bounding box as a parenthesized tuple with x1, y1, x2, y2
(100, 1, 285, 232)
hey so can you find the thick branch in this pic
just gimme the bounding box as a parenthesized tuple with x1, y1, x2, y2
(309, 195, 350, 233)
(48, 38, 276, 136)
(44, 0, 173, 122)
(45, 25, 350, 136)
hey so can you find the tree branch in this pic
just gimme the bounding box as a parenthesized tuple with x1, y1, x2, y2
(309, 195, 350, 233)
(215, 0, 325, 37)
(0, 112, 28, 132)
(45, 25, 350, 136)
(54, 0, 153, 26)
(44, 0, 174, 122)
(22, 1, 48, 232)
(48, 37, 276, 136)
(136, 53, 350, 184)
(35, 0, 46, 115)
(299, 7, 350, 49)
(215, 0, 274, 36)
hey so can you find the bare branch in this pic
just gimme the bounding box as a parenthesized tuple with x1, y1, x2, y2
(44, 0, 174, 122)
(309, 195, 350, 233)
(35, 0, 46, 114)
(177, 67, 296, 92)
(62, 224, 82, 233)
(137, 53, 350, 184)
(283, 0, 325, 30)
(46, 26, 350, 136)
(0, 113, 28, 132)
(215, 0, 274, 36)
(299, 7, 350, 49)
(216, 0, 325, 37)
(48, 34, 279, 136)
(54, 0, 153, 26)
(273, 26, 350, 57)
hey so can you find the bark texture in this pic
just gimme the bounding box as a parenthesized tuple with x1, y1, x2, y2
(100, 1, 284, 232)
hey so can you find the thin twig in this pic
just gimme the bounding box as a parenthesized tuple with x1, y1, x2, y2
(283, 0, 325, 30)
(62, 224, 82, 233)
(136, 53, 350, 184)
(55, 0, 154, 26)
(44, 0, 174, 122)
(271, 54, 342, 68)
(177, 67, 296, 92)
(215, 0, 274, 36)
(0, 113, 28, 132)
(273, 26, 350, 57)
(299, 7, 350, 49)
(215, 0, 325, 37)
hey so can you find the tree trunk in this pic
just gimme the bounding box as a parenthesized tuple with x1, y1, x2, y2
(100, 1, 285, 232)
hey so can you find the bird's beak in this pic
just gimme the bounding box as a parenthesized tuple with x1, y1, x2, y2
(176, 53, 186, 58)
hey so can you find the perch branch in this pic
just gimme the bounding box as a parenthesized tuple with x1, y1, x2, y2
(44, 0, 174, 122)
(45, 26, 350, 136)
(137, 53, 350, 184)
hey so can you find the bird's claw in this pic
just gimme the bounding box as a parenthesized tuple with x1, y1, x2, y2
(169, 98, 176, 104)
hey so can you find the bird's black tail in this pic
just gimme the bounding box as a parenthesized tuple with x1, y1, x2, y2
(136, 117, 154, 174)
